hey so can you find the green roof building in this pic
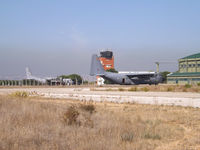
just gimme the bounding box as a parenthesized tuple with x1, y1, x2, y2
(167, 53, 200, 84)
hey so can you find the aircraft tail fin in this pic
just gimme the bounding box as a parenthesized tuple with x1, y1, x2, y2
(90, 54, 105, 76)
(26, 67, 32, 79)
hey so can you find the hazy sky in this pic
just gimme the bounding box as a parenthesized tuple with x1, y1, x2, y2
(0, 0, 200, 79)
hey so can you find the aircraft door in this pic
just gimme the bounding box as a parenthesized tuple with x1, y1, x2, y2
(122, 78, 125, 84)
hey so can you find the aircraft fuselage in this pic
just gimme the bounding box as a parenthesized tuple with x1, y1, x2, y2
(101, 72, 162, 85)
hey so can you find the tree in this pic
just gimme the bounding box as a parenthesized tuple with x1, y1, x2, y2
(106, 68, 118, 73)
(160, 71, 171, 83)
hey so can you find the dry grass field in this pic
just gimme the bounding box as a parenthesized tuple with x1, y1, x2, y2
(0, 93, 200, 150)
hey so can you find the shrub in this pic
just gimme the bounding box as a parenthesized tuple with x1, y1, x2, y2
(141, 87, 149, 92)
(63, 106, 80, 126)
(118, 88, 125, 91)
(121, 132, 134, 142)
(11, 91, 29, 98)
(185, 84, 192, 88)
(167, 87, 174, 92)
(128, 87, 137, 92)
(80, 104, 95, 114)
(197, 83, 200, 86)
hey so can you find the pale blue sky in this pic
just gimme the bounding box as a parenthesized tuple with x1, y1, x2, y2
(0, 0, 200, 79)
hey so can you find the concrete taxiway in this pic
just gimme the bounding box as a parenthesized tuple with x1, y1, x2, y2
(0, 87, 200, 108)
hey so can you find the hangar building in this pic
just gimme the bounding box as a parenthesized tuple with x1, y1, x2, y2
(167, 53, 200, 84)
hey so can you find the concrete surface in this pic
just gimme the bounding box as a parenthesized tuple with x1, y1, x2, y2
(0, 87, 200, 108)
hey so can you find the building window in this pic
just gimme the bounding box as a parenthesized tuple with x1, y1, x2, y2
(106, 65, 111, 68)
(180, 64, 186, 68)
(192, 78, 200, 81)
(167, 78, 175, 81)
(189, 64, 195, 67)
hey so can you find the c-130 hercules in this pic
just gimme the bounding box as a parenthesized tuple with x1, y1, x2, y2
(90, 54, 163, 85)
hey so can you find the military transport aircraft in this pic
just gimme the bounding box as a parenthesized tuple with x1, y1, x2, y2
(90, 54, 162, 85)
(26, 67, 47, 83)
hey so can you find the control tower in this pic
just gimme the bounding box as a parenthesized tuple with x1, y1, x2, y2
(96, 50, 114, 86)
(99, 50, 114, 70)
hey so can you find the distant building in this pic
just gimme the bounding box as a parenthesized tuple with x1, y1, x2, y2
(167, 53, 200, 84)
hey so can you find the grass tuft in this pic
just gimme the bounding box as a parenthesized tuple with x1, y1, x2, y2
(118, 88, 125, 91)
(63, 106, 80, 126)
(167, 87, 174, 92)
(106, 88, 113, 91)
(144, 133, 161, 140)
(10, 91, 29, 98)
(79, 104, 95, 114)
(121, 132, 134, 142)
(185, 84, 192, 88)
(128, 87, 137, 92)
(141, 87, 149, 92)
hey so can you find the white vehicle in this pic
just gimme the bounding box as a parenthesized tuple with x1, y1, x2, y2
(97, 77, 105, 86)
(63, 78, 73, 85)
